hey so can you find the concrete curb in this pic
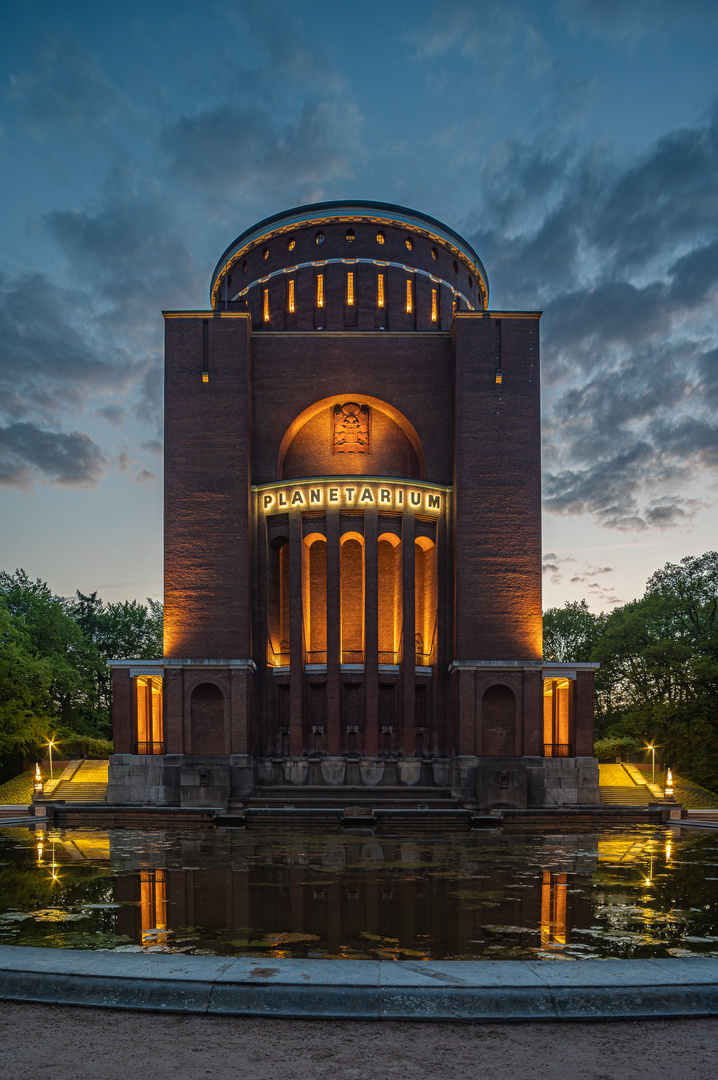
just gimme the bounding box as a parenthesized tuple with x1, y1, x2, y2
(1, 947, 717, 1021)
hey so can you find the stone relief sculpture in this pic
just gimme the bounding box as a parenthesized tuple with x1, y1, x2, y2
(333, 402, 370, 453)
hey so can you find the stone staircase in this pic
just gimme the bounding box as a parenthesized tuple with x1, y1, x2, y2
(40, 759, 108, 803)
(599, 763, 653, 806)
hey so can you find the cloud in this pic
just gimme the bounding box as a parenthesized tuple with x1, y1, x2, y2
(7, 35, 127, 137)
(161, 99, 362, 206)
(0, 422, 106, 488)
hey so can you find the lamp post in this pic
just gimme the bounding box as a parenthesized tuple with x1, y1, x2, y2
(647, 744, 656, 784)
(47, 738, 55, 781)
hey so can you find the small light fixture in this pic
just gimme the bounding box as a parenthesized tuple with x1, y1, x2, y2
(202, 372, 209, 383)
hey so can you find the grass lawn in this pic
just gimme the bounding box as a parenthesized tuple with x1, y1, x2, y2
(0, 766, 53, 805)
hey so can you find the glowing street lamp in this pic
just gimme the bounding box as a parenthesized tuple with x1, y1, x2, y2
(46, 738, 57, 781)
(647, 743, 656, 784)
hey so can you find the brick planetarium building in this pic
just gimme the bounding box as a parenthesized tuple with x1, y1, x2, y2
(108, 200, 600, 809)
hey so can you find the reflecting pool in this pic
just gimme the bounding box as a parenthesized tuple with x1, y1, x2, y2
(1, 825, 717, 960)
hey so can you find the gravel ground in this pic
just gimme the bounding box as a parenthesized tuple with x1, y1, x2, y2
(1, 1002, 717, 1080)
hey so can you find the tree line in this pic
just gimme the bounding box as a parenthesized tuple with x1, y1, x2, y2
(544, 551, 718, 791)
(0, 570, 162, 779)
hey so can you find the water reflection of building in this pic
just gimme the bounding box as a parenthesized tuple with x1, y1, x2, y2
(107, 201, 600, 811)
(111, 829, 596, 959)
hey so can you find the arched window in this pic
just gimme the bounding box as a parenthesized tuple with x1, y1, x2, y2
(341, 532, 364, 663)
(378, 533, 401, 664)
(303, 534, 327, 664)
(414, 537, 437, 665)
(190, 682, 225, 755)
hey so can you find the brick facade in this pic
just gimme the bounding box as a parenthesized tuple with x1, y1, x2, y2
(109, 201, 599, 809)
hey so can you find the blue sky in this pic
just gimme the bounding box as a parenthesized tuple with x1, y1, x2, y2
(1, 0, 717, 611)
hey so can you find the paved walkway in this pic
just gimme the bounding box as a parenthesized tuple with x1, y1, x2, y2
(2, 1000, 717, 1080)
(1, 946, 717, 1022)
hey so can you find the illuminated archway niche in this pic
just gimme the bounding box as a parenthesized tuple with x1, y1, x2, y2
(340, 531, 364, 663)
(414, 536, 437, 665)
(303, 533, 327, 664)
(267, 536, 290, 665)
(278, 394, 426, 481)
(543, 677, 572, 756)
(378, 533, 401, 664)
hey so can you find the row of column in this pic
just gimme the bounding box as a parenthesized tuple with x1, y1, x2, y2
(286, 505, 420, 758)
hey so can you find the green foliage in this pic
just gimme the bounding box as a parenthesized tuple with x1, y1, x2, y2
(543, 600, 607, 662)
(0, 569, 161, 770)
(58, 735, 114, 759)
(553, 552, 718, 791)
(593, 736, 643, 760)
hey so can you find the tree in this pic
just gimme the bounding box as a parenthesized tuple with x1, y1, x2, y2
(0, 599, 53, 763)
(592, 553, 718, 788)
(543, 600, 607, 662)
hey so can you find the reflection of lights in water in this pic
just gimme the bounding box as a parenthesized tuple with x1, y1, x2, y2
(140, 870, 168, 947)
(541, 871, 568, 947)
(665, 840, 672, 861)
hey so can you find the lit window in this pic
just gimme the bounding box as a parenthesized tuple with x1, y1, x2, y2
(263, 288, 270, 322)
(263, 247, 269, 260)
(316, 274, 324, 308)
(431, 247, 438, 261)
(287, 237, 295, 251)
(406, 279, 412, 313)
(288, 279, 295, 313)
(452, 295, 457, 313)
(377, 273, 385, 307)
(346, 271, 354, 305)
(431, 289, 437, 322)
(405, 237, 413, 251)
(346, 228, 355, 242)
(316, 232, 324, 245)
(376, 232, 385, 244)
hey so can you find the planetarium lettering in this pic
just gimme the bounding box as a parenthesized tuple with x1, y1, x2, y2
(260, 480, 443, 513)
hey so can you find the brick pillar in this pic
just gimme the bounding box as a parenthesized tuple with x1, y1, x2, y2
(364, 507, 379, 757)
(522, 668, 543, 755)
(229, 668, 251, 754)
(326, 506, 341, 756)
(401, 512, 415, 756)
(164, 668, 184, 754)
(574, 670, 595, 756)
(453, 667, 476, 756)
(111, 669, 133, 754)
(289, 509, 304, 757)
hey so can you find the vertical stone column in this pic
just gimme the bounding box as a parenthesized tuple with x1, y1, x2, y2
(364, 507, 379, 757)
(326, 506, 341, 756)
(401, 512, 416, 756)
(289, 509, 304, 757)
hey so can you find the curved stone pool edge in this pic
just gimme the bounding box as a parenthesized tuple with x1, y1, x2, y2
(1, 947, 717, 1021)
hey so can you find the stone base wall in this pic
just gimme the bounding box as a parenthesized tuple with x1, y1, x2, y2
(109, 753, 600, 809)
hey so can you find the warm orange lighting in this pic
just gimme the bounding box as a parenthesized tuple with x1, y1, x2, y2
(377, 273, 385, 307)
(263, 288, 270, 322)
(541, 872, 568, 947)
(544, 678, 571, 756)
(140, 869, 167, 947)
(406, 279, 413, 313)
(202, 371, 209, 383)
(431, 289, 437, 322)
(376, 232, 385, 244)
(495, 372, 502, 384)
(135, 676, 164, 754)
(316, 274, 324, 308)
(346, 271, 354, 305)
(288, 278, 295, 313)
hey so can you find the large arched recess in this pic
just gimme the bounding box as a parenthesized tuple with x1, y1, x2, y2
(277, 394, 427, 481)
